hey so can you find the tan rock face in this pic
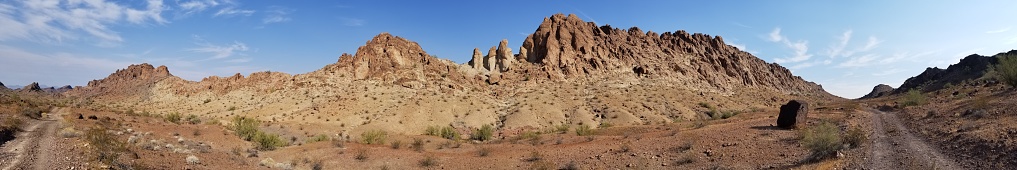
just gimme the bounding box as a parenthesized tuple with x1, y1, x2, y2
(518, 13, 830, 96)
(469, 48, 484, 70)
(337, 33, 430, 80)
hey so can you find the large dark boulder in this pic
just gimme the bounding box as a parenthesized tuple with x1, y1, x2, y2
(777, 100, 809, 129)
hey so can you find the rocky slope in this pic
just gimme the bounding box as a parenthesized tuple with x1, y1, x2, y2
(860, 84, 894, 99)
(68, 13, 839, 137)
(893, 50, 1016, 93)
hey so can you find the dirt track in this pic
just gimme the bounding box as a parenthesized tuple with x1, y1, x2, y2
(0, 107, 81, 170)
(865, 109, 963, 170)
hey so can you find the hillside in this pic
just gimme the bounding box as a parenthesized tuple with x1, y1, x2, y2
(67, 13, 840, 137)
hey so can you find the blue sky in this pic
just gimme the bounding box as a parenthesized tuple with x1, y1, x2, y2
(1, 0, 1015, 98)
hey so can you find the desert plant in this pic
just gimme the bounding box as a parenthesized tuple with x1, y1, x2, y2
(307, 134, 329, 143)
(575, 124, 593, 136)
(425, 125, 441, 136)
(844, 126, 867, 148)
(390, 140, 402, 149)
(471, 124, 494, 141)
(524, 151, 543, 162)
(186, 114, 201, 124)
(310, 159, 324, 170)
(361, 130, 387, 144)
(85, 126, 128, 166)
(253, 131, 287, 151)
(411, 138, 424, 152)
(354, 149, 368, 161)
(231, 116, 260, 141)
(59, 127, 82, 138)
(476, 147, 491, 157)
(164, 112, 182, 124)
(799, 121, 842, 159)
(419, 154, 438, 167)
(996, 53, 1017, 87)
(553, 124, 570, 134)
(900, 89, 927, 107)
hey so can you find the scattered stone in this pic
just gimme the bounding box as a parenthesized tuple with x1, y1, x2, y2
(186, 155, 200, 164)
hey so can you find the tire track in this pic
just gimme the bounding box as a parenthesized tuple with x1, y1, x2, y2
(866, 109, 962, 170)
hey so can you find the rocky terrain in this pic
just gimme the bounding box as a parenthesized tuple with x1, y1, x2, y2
(9, 13, 1016, 170)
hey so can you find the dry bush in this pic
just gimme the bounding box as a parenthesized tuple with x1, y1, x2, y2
(59, 127, 82, 138)
(360, 130, 387, 144)
(164, 112, 182, 124)
(476, 147, 491, 157)
(899, 89, 927, 107)
(306, 134, 329, 143)
(799, 121, 842, 160)
(471, 124, 494, 141)
(354, 149, 368, 161)
(524, 151, 543, 162)
(389, 140, 402, 149)
(253, 131, 286, 151)
(419, 154, 438, 167)
(411, 138, 424, 152)
(844, 126, 867, 148)
(575, 124, 593, 136)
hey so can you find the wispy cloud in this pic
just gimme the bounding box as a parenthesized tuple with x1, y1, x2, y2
(262, 6, 293, 24)
(176, 0, 220, 16)
(826, 30, 853, 58)
(339, 17, 365, 26)
(838, 54, 880, 68)
(986, 27, 1012, 34)
(214, 7, 255, 17)
(766, 28, 812, 63)
(188, 35, 249, 60)
(732, 22, 752, 28)
(873, 68, 905, 76)
(0, 0, 166, 46)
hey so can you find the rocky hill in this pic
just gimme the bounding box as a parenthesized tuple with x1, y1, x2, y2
(860, 84, 894, 99)
(68, 13, 839, 135)
(893, 50, 1017, 94)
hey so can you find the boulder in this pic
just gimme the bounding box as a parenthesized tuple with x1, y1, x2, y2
(485, 46, 498, 72)
(469, 48, 485, 71)
(496, 39, 514, 71)
(777, 100, 809, 129)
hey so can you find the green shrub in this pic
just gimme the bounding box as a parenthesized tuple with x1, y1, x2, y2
(996, 53, 1017, 87)
(553, 124, 570, 134)
(575, 124, 593, 136)
(425, 126, 441, 136)
(164, 112, 182, 124)
(186, 114, 201, 124)
(799, 121, 842, 159)
(361, 130, 387, 144)
(438, 126, 459, 140)
(844, 126, 867, 148)
(85, 126, 127, 165)
(471, 124, 494, 141)
(307, 134, 330, 143)
(900, 89, 927, 107)
(253, 131, 286, 151)
(231, 116, 260, 141)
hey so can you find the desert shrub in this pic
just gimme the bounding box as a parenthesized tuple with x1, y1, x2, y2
(476, 147, 491, 157)
(844, 126, 867, 148)
(562, 161, 579, 170)
(575, 124, 593, 136)
(425, 126, 441, 136)
(972, 96, 989, 110)
(996, 53, 1017, 87)
(85, 126, 128, 166)
(598, 122, 612, 128)
(164, 112, 182, 124)
(21, 106, 44, 119)
(524, 151, 543, 162)
(307, 134, 329, 143)
(471, 124, 494, 141)
(253, 131, 286, 151)
(59, 127, 82, 138)
(438, 126, 459, 140)
(553, 124, 570, 134)
(354, 149, 368, 161)
(899, 89, 927, 107)
(361, 130, 387, 144)
(310, 159, 324, 170)
(186, 114, 201, 124)
(419, 154, 438, 167)
(799, 121, 842, 159)
(0, 115, 22, 131)
(231, 116, 260, 141)
(390, 140, 402, 149)
(411, 138, 424, 152)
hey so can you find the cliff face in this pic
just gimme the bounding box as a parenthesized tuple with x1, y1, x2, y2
(896, 50, 1016, 93)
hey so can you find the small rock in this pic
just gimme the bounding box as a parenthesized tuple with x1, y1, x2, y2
(185, 155, 200, 164)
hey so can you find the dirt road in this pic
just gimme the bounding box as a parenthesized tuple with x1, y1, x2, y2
(0, 107, 80, 170)
(865, 109, 963, 170)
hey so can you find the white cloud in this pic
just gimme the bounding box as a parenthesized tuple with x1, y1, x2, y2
(340, 17, 365, 26)
(262, 6, 292, 24)
(189, 41, 249, 60)
(767, 28, 783, 42)
(825, 30, 852, 58)
(214, 7, 255, 17)
(872, 68, 904, 76)
(765, 27, 812, 63)
(838, 54, 880, 68)
(177, 0, 220, 16)
(861, 36, 882, 51)
(225, 57, 251, 63)
(0, 44, 136, 86)
(986, 27, 1012, 34)
(0, 0, 167, 45)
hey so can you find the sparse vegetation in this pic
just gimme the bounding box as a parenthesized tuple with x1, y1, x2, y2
(575, 124, 593, 136)
(799, 121, 842, 160)
(419, 154, 438, 167)
(307, 134, 329, 143)
(476, 147, 491, 157)
(186, 114, 201, 124)
(355, 149, 368, 161)
(361, 130, 387, 144)
(411, 138, 424, 152)
(253, 131, 287, 151)
(899, 89, 927, 107)
(231, 116, 260, 141)
(471, 124, 494, 141)
(164, 112, 182, 124)
(844, 126, 867, 148)
(59, 127, 82, 138)
(85, 126, 131, 167)
(390, 140, 402, 149)
(524, 151, 543, 162)
(995, 53, 1017, 87)
(553, 124, 570, 134)
(425, 125, 461, 140)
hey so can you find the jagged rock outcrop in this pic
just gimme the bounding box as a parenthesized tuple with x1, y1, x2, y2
(332, 33, 471, 89)
(496, 39, 514, 71)
(69, 63, 173, 100)
(469, 48, 484, 70)
(896, 50, 1015, 93)
(19, 82, 42, 92)
(860, 84, 894, 99)
(517, 13, 829, 95)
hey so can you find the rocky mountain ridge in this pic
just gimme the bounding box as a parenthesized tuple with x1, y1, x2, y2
(67, 13, 839, 134)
